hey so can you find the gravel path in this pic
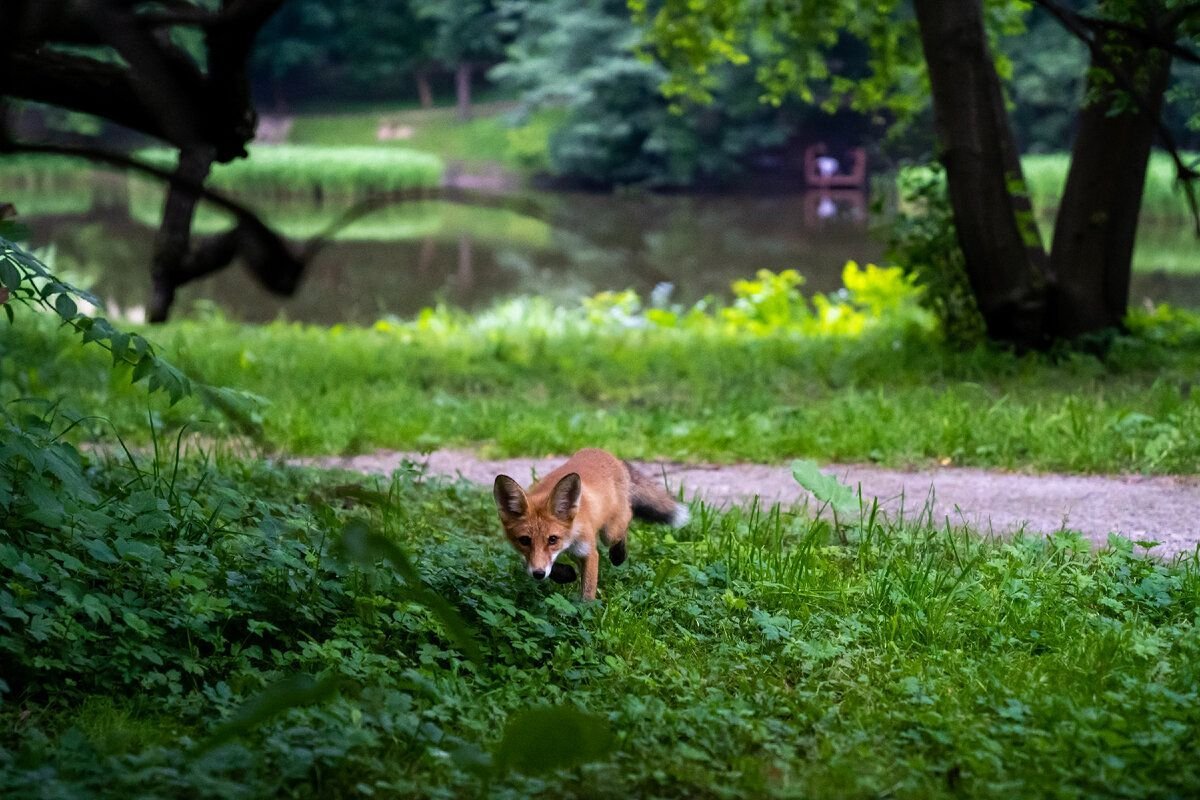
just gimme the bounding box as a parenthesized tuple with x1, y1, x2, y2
(304, 449, 1200, 559)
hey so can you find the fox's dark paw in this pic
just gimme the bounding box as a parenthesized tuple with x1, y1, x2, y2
(550, 562, 578, 583)
(609, 540, 627, 566)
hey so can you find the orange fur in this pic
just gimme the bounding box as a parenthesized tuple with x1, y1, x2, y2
(493, 448, 686, 600)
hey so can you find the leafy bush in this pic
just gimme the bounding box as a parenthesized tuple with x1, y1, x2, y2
(492, 0, 795, 187)
(3, 433, 1199, 797)
(888, 164, 987, 345)
(424, 263, 934, 340)
(0, 240, 609, 797)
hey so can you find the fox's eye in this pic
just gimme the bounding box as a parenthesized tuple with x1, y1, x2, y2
(518, 536, 532, 547)
(547, 536, 559, 546)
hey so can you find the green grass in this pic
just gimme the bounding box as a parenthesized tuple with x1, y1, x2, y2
(1130, 221, 1200, 273)
(1023, 152, 1197, 223)
(0, 154, 98, 216)
(4, 237, 1200, 798)
(138, 145, 444, 199)
(900, 154, 1199, 274)
(2, 415, 1199, 798)
(287, 103, 562, 172)
(5, 275, 1199, 474)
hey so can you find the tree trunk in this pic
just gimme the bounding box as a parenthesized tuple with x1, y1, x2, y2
(150, 146, 214, 322)
(913, 0, 1050, 347)
(455, 62, 472, 121)
(1047, 30, 1174, 338)
(416, 68, 433, 109)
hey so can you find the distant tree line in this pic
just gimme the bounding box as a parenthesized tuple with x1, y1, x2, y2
(251, 0, 1199, 190)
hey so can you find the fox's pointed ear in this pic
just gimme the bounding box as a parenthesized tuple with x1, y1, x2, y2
(493, 475, 528, 521)
(549, 472, 581, 522)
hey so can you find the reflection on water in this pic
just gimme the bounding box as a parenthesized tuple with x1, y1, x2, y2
(8, 172, 1200, 325)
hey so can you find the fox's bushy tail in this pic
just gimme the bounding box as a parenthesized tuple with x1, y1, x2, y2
(625, 461, 690, 528)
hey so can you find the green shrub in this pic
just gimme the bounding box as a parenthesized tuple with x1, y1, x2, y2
(886, 164, 986, 345)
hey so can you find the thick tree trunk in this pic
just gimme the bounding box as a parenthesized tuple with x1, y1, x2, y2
(455, 62, 472, 121)
(150, 147, 214, 322)
(913, 0, 1050, 347)
(1047, 33, 1174, 338)
(416, 69, 434, 109)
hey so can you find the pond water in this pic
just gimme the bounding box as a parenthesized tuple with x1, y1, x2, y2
(9, 173, 1200, 325)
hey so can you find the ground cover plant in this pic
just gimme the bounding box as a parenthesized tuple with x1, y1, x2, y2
(3, 225, 1200, 799)
(2, 420, 1199, 798)
(5, 263, 1199, 474)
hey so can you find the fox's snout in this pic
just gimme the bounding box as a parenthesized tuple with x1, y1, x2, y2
(526, 553, 553, 580)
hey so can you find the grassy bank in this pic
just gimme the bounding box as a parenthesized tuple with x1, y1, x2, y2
(2, 418, 1198, 798)
(5, 266, 1199, 473)
(139, 145, 444, 199)
(1022, 152, 1197, 223)
(287, 103, 561, 173)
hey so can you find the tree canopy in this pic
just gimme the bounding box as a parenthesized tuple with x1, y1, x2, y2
(637, 0, 1200, 345)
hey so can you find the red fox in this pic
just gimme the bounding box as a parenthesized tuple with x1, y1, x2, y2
(493, 448, 689, 601)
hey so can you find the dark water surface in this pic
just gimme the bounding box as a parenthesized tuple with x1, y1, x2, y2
(14, 182, 1200, 325)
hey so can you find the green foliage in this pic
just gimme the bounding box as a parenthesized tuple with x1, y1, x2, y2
(0, 237, 192, 403)
(414, 0, 503, 66)
(887, 164, 987, 345)
(2, 432, 1199, 796)
(2, 236, 615, 797)
(5, 265, 1200, 474)
(1, 237, 264, 432)
(491, 706, 613, 776)
(575, 263, 933, 338)
(287, 103, 557, 171)
(790, 459, 856, 517)
(252, 0, 437, 103)
(1003, 6, 1088, 153)
(493, 0, 796, 187)
(3, 234, 1200, 796)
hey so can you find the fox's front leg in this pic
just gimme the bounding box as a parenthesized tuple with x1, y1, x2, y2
(550, 562, 577, 583)
(580, 548, 600, 601)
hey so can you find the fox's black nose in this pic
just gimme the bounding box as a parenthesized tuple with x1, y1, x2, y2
(531, 569, 546, 580)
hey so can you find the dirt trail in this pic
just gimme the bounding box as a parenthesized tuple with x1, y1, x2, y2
(304, 449, 1200, 558)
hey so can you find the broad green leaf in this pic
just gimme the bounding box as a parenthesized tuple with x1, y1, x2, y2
(791, 459, 858, 516)
(492, 706, 613, 776)
(83, 538, 119, 564)
(55, 292, 77, 320)
(193, 674, 343, 755)
(339, 519, 482, 664)
(0, 258, 20, 290)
